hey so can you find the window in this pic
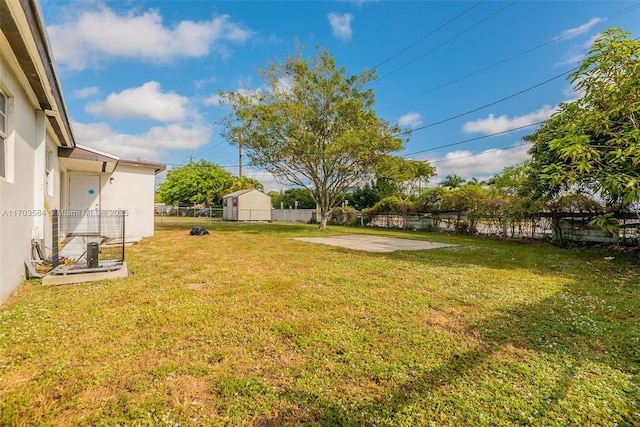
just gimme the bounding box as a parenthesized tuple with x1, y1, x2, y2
(0, 90, 6, 178)
(45, 149, 52, 173)
(45, 149, 54, 195)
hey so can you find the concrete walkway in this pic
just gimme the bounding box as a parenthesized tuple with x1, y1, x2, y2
(294, 235, 456, 253)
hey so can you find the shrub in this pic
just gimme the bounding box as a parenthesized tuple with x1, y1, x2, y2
(362, 196, 414, 216)
(329, 207, 358, 225)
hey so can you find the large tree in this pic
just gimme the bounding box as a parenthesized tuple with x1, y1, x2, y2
(158, 160, 237, 207)
(526, 28, 640, 221)
(219, 46, 409, 229)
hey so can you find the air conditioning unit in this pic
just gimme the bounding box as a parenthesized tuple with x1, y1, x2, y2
(87, 242, 100, 268)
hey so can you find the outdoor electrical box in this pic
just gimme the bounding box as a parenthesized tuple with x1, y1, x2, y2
(87, 242, 100, 268)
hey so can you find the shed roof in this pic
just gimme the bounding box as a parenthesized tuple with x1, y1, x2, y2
(224, 189, 267, 198)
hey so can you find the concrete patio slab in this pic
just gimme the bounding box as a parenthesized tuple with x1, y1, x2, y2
(294, 235, 456, 253)
(42, 262, 129, 286)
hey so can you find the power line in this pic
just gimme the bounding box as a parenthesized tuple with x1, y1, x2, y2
(379, 2, 640, 112)
(403, 121, 542, 157)
(370, 0, 518, 86)
(369, 0, 485, 71)
(161, 4, 640, 182)
(428, 141, 531, 165)
(391, 5, 640, 157)
(196, 140, 228, 157)
(393, 66, 575, 138)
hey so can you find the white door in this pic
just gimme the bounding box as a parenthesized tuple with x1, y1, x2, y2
(69, 174, 100, 234)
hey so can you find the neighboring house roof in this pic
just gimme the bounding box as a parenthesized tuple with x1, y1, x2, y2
(1, 0, 75, 148)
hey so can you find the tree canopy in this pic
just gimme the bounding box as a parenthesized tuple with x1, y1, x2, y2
(375, 156, 435, 201)
(526, 28, 640, 215)
(269, 188, 316, 209)
(157, 160, 261, 207)
(219, 46, 414, 229)
(347, 181, 385, 211)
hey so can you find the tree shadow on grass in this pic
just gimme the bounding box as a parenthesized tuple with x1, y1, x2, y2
(253, 287, 638, 425)
(144, 224, 638, 424)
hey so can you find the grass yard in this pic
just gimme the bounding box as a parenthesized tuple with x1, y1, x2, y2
(1, 218, 639, 426)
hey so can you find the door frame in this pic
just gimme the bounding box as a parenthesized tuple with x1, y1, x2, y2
(67, 173, 101, 235)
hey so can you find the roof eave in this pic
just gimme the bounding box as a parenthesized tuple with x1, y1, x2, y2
(1, 0, 75, 147)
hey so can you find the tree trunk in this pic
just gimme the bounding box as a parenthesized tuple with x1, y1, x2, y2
(319, 212, 330, 230)
(551, 213, 565, 248)
(318, 205, 330, 230)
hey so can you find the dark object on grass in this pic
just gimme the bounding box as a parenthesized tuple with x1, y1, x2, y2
(190, 226, 210, 236)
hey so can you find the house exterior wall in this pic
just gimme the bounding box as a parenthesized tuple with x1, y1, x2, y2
(0, 43, 50, 302)
(43, 139, 61, 251)
(100, 164, 157, 238)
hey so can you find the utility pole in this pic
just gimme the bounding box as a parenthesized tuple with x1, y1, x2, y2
(238, 134, 243, 179)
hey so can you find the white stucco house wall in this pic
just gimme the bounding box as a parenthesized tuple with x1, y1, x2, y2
(223, 189, 272, 222)
(0, 0, 165, 304)
(0, 0, 75, 303)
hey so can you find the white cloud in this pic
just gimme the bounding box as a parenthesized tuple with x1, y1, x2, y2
(556, 52, 587, 67)
(583, 33, 600, 49)
(203, 79, 271, 107)
(203, 94, 223, 107)
(86, 81, 189, 122)
(72, 121, 211, 160)
(328, 12, 354, 41)
(398, 112, 423, 129)
(47, 5, 254, 70)
(194, 76, 217, 90)
(423, 143, 532, 183)
(562, 83, 584, 102)
(553, 18, 602, 41)
(72, 86, 100, 99)
(463, 105, 557, 135)
(555, 32, 601, 67)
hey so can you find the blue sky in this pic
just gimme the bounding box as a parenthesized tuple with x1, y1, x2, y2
(40, 0, 640, 191)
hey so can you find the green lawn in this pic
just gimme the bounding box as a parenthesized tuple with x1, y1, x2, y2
(1, 219, 639, 426)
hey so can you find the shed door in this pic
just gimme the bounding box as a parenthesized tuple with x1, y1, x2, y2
(69, 174, 100, 234)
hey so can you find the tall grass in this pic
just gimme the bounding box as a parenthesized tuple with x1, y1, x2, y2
(1, 218, 638, 426)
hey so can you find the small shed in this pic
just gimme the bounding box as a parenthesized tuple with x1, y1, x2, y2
(223, 189, 272, 222)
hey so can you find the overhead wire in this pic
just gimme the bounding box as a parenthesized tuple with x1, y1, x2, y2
(378, 2, 640, 112)
(196, 140, 228, 157)
(369, 0, 486, 71)
(370, 0, 519, 86)
(165, 4, 640, 179)
(380, 3, 640, 163)
(393, 66, 576, 138)
(428, 142, 531, 166)
(403, 122, 541, 158)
